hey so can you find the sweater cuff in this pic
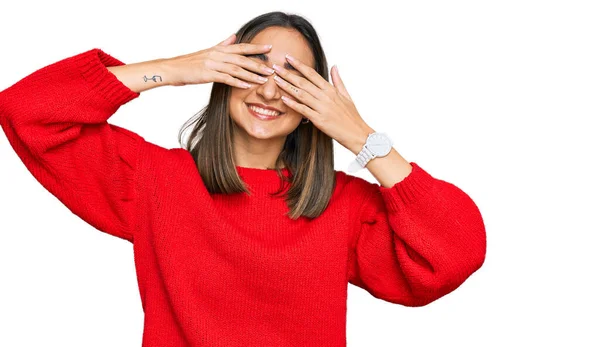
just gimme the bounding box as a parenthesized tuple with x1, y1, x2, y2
(378, 162, 438, 212)
(72, 48, 140, 111)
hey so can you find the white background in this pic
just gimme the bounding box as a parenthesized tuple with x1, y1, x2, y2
(1, 1, 599, 346)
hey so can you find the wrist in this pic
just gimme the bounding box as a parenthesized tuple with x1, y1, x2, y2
(106, 57, 172, 93)
(348, 126, 375, 155)
(155, 58, 179, 87)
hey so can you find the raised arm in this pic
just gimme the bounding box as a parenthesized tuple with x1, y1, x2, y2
(0, 37, 313, 242)
(347, 162, 487, 306)
(0, 48, 166, 242)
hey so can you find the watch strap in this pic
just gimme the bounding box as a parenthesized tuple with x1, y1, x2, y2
(347, 144, 375, 173)
(347, 158, 363, 173)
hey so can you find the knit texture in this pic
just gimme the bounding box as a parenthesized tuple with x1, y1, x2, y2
(0, 48, 487, 347)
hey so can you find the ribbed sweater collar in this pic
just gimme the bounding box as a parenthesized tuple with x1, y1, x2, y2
(235, 166, 292, 195)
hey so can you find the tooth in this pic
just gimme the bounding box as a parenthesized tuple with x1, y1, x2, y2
(250, 105, 280, 116)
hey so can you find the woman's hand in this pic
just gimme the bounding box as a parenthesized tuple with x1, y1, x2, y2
(272, 54, 375, 155)
(163, 33, 276, 88)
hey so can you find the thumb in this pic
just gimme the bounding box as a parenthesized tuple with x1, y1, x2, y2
(217, 33, 237, 46)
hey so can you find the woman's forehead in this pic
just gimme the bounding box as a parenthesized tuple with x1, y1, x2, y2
(250, 27, 314, 67)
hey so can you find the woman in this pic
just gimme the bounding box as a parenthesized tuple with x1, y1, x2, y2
(0, 11, 486, 347)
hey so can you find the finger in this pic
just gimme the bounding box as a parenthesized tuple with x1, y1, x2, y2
(212, 71, 254, 89)
(220, 51, 276, 77)
(217, 33, 236, 46)
(331, 65, 353, 102)
(220, 42, 272, 55)
(210, 59, 270, 85)
(273, 74, 319, 111)
(281, 95, 318, 121)
(283, 54, 331, 91)
(272, 63, 324, 103)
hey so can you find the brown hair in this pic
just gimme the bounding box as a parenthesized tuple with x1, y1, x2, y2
(178, 11, 335, 220)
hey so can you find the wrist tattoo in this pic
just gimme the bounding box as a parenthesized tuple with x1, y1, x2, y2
(143, 75, 163, 83)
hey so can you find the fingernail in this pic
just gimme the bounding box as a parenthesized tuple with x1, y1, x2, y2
(263, 66, 275, 74)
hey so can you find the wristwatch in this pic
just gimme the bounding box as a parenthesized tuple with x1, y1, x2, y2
(347, 132, 394, 173)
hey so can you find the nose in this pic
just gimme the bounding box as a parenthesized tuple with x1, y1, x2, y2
(255, 73, 282, 101)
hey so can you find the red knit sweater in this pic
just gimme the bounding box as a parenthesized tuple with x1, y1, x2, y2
(0, 48, 486, 346)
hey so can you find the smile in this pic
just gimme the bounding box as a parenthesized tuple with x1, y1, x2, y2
(247, 104, 284, 120)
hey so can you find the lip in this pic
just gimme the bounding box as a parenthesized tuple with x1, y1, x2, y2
(247, 103, 284, 120)
(246, 103, 284, 114)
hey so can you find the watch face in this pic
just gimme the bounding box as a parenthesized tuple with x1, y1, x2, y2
(366, 133, 393, 156)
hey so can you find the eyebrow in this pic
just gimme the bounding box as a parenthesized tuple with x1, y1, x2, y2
(246, 53, 298, 72)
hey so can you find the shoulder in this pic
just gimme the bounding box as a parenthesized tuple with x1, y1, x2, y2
(333, 169, 381, 207)
(138, 140, 193, 167)
(335, 170, 379, 193)
(136, 140, 201, 187)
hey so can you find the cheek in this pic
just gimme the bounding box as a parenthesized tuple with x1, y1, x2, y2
(229, 88, 242, 105)
(228, 89, 246, 117)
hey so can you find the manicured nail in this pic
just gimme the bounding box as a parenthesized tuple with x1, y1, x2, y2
(285, 54, 295, 62)
(262, 66, 275, 74)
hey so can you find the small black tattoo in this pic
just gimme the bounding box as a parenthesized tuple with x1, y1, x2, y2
(143, 75, 163, 83)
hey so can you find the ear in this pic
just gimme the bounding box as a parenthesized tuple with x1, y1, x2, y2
(331, 65, 353, 102)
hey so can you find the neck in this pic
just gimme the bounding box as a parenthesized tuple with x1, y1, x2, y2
(233, 129, 286, 169)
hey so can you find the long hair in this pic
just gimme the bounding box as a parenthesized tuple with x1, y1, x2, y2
(178, 11, 335, 220)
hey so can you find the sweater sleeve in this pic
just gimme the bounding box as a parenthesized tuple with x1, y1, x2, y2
(0, 48, 144, 242)
(347, 162, 487, 307)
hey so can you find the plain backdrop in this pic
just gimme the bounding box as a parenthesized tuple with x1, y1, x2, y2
(1, 1, 598, 346)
